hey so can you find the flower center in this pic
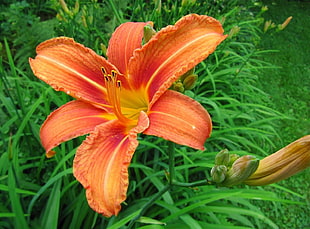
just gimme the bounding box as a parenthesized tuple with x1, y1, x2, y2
(101, 67, 134, 125)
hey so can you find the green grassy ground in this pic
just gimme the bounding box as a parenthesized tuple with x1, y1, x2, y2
(260, 0, 310, 143)
(258, 0, 310, 227)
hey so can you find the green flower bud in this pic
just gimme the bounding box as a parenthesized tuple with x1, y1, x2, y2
(211, 165, 227, 183)
(100, 43, 107, 57)
(60, 0, 71, 15)
(183, 74, 198, 90)
(181, 0, 196, 7)
(172, 82, 184, 93)
(143, 24, 156, 44)
(180, 68, 195, 81)
(221, 155, 259, 186)
(228, 26, 240, 38)
(261, 5, 268, 13)
(228, 153, 240, 167)
(215, 149, 230, 166)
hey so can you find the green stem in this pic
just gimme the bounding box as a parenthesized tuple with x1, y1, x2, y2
(127, 141, 213, 228)
(168, 141, 176, 184)
(172, 179, 212, 187)
(127, 185, 170, 229)
(128, 141, 176, 228)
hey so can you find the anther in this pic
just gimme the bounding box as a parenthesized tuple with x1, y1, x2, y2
(100, 66, 131, 124)
(117, 80, 121, 88)
(104, 76, 110, 82)
(101, 67, 107, 75)
(111, 70, 117, 78)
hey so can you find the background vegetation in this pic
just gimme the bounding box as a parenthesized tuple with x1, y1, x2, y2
(0, 0, 309, 228)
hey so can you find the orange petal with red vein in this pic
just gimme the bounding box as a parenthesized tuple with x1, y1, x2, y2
(127, 14, 227, 105)
(73, 112, 149, 217)
(107, 21, 151, 74)
(29, 37, 117, 105)
(41, 100, 109, 155)
(144, 90, 212, 150)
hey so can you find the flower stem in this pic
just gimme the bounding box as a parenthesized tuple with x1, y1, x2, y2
(127, 184, 170, 229)
(127, 141, 213, 228)
(172, 179, 211, 187)
(128, 141, 176, 228)
(168, 141, 176, 184)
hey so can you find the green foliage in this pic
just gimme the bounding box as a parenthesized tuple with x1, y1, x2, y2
(0, 0, 308, 228)
(0, 0, 56, 70)
(253, 0, 310, 228)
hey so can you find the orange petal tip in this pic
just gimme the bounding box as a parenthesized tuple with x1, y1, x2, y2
(46, 150, 57, 158)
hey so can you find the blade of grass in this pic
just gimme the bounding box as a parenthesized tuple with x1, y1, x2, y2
(107, 209, 141, 229)
(8, 165, 29, 229)
(204, 206, 278, 229)
(27, 168, 72, 216)
(0, 184, 36, 195)
(40, 179, 61, 229)
(11, 87, 51, 152)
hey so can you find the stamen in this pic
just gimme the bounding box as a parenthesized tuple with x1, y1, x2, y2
(102, 67, 132, 124)
(101, 67, 107, 75)
(117, 80, 121, 88)
(111, 70, 117, 78)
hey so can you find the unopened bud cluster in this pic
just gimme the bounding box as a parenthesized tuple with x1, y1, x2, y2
(171, 68, 198, 93)
(211, 149, 259, 186)
(264, 16, 293, 33)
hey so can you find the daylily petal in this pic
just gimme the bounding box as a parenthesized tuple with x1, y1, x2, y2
(41, 100, 109, 155)
(127, 14, 227, 105)
(29, 37, 117, 105)
(107, 22, 152, 74)
(144, 90, 212, 150)
(73, 112, 149, 217)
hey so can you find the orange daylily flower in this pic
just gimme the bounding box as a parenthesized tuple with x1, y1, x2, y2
(29, 14, 227, 217)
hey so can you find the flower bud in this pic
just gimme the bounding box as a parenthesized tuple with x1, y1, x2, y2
(278, 16, 292, 31)
(180, 68, 195, 81)
(172, 82, 185, 93)
(143, 24, 156, 43)
(215, 149, 230, 166)
(228, 153, 240, 167)
(59, 0, 70, 15)
(181, 0, 196, 7)
(73, 0, 80, 14)
(211, 165, 227, 183)
(100, 43, 107, 57)
(219, 17, 226, 25)
(183, 74, 198, 90)
(245, 135, 310, 186)
(222, 155, 259, 186)
(228, 26, 240, 38)
(81, 15, 87, 28)
(261, 5, 268, 12)
(264, 20, 276, 32)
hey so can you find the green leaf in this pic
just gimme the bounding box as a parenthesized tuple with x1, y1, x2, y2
(8, 165, 29, 229)
(40, 179, 61, 229)
(137, 216, 166, 225)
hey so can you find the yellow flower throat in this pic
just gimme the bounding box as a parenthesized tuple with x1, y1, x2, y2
(101, 67, 147, 126)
